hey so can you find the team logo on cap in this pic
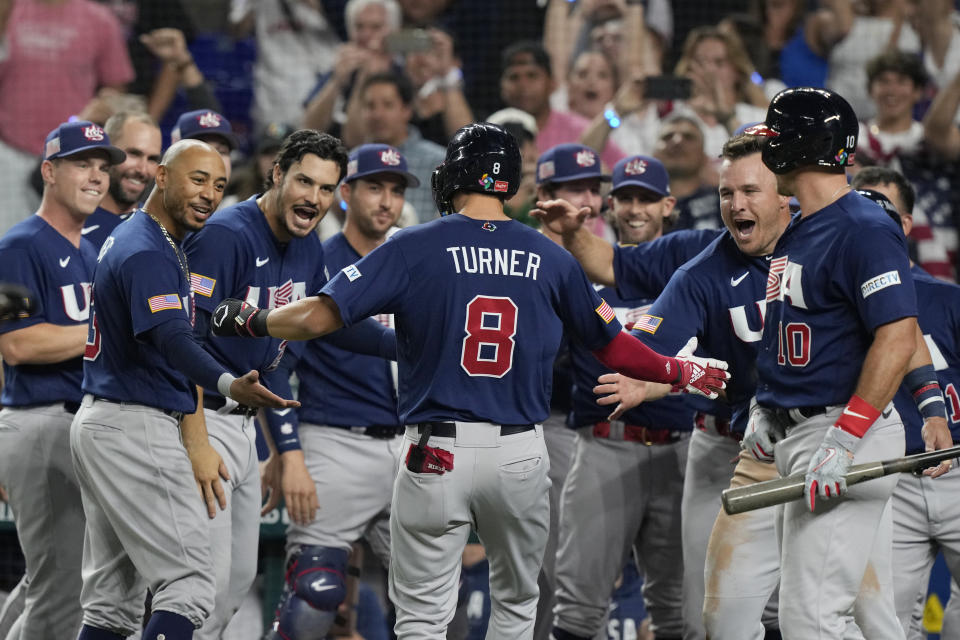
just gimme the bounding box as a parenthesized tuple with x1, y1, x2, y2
(575, 150, 596, 167)
(380, 148, 401, 166)
(197, 112, 222, 128)
(478, 173, 494, 190)
(538, 161, 555, 181)
(83, 125, 105, 142)
(624, 158, 647, 175)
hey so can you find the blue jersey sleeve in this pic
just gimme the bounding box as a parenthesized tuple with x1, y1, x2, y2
(637, 269, 706, 355)
(556, 259, 623, 351)
(612, 229, 719, 300)
(184, 224, 249, 313)
(840, 221, 917, 330)
(0, 246, 44, 333)
(321, 239, 410, 326)
(123, 251, 193, 337)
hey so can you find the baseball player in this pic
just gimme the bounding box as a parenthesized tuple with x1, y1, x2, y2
(531, 142, 610, 640)
(849, 169, 960, 639)
(745, 87, 950, 639)
(550, 154, 695, 640)
(181, 129, 350, 638)
(83, 111, 163, 249)
(171, 109, 238, 179)
(71, 139, 297, 640)
(209, 123, 729, 639)
(0, 120, 124, 640)
(263, 143, 416, 640)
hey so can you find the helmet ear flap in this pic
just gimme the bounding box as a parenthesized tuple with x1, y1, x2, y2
(431, 164, 453, 215)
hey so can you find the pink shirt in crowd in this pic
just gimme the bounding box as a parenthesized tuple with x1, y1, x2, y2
(0, 0, 134, 154)
(536, 109, 625, 171)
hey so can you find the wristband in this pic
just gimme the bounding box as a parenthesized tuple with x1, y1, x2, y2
(604, 108, 621, 129)
(904, 364, 947, 420)
(217, 372, 237, 398)
(835, 394, 881, 438)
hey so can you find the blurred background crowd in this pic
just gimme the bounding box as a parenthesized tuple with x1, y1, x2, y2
(1, 0, 960, 638)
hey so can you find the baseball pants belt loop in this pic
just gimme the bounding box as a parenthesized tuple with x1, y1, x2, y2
(416, 422, 535, 438)
(592, 421, 684, 445)
(694, 412, 742, 442)
(202, 395, 257, 417)
(92, 395, 185, 422)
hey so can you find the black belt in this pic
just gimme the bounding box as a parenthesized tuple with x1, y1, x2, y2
(771, 405, 827, 426)
(341, 425, 399, 439)
(203, 396, 257, 417)
(63, 401, 81, 415)
(416, 422, 535, 438)
(93, 396, 184, 421)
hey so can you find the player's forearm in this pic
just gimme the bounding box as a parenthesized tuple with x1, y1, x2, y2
(180, 386, 212, 449)
(853, 317, 918, 411)
(563, 228, 616, 287)
(0, 323, 88, 365)
(266, 295, 345, 341)
(592, 332, 677, 386)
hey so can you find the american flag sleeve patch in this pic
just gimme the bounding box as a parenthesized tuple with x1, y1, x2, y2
(632, 314, 662, 334)
(595, 299, 616, 324)
(190, 273, 216, 297)
(148, 293, 183, 313)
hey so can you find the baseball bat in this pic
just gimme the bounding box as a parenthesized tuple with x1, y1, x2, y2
(722, 445, 960, 515)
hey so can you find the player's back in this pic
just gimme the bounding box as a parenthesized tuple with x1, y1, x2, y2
(324, 214, 620, 426)
(82, 211, 196, 412)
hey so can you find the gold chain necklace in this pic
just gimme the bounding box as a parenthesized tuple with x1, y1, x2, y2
(144, 210, 195, 326)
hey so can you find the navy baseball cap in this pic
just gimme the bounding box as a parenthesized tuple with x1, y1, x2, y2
(536, 143, 611, 185)
(345, 144, 420, 187)
(43, 120, 125, 164)
(171, 110, 238, 151)
(611, 155, 670, 197)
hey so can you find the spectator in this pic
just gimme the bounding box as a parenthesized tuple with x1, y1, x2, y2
(924, 64, 960, 159)
(719, 0, 826, 90)
(302, 0, 402, 139)
(230, 0, 343, 130)
(810, 0, 921, 119)
(909, 0, 960, 92)
(500, 41, 625, 170)
(486, 108, 541, 227)
(354, 73, 445, 222)
(652, 115, 721, 230)
(0, 0, 134, 235)
(171, 109, 238, 179)
(858, 50, 928, 168)
(137, 28, 223, 122)
(673, 26, 769, 159)
(223, 122, 295, 208)
(403, 27, 474, 146)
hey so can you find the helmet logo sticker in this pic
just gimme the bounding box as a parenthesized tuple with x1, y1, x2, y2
(494, 180, 509, 192)
(478, 173, 495, 190)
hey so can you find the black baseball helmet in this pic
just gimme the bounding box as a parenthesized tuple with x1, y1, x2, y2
(431, 123, 522, 215)
(744, 87, 858, 175)
(856, 188, 903, 229)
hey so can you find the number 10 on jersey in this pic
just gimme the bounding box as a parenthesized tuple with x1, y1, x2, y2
(461, 295, 518, 377)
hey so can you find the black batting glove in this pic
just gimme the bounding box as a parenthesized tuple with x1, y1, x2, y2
(211, 298, 271, 338)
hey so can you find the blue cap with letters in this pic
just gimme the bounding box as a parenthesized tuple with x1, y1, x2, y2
(43, 120, 125, 164)
(611, 154, 670, 197)
(345, 144, 420, 187)
(171, 109, 238, 151)
(536, 143, 611, 185)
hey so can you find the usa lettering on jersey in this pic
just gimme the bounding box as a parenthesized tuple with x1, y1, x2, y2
(244, 281, 308, 309)
(446, 246, 541, 280)
(61, 282, 93, 322)
(764, 255, 807, 308)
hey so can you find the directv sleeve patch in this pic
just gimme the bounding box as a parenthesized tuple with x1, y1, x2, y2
(342, 264, 362, 281)
(860, 270, 901, 298)
(633, 314, 662, 334)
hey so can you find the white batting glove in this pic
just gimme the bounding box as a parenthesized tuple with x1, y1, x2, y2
(672, 337, 730, 400)
(741, 399, 783, 462)
(803, 426, 859, 511)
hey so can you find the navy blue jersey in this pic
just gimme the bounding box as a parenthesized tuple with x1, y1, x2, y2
(321, 215, 622, 425)
(894, 266, 960, 454)
(613, 229, 720, 301)
(672, 184, 722, 231)
(756, 192, 917, 408)
(634, 232, 769, 431)
(183, 196, 324, 401)
(82, 210, 200, 412)
(0, 216, 97, 405)
(296, 232, 398, 428)
(570, 283, 694, 431)
(82, 206, 130, 250)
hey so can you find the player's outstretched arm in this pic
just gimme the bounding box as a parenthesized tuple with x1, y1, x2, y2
(594, 373, 671, 420)
(228, 370, 302, 410)
(591, 334, 729, 399)
(211, 296, 344, 341)
(530, 199, 617, 286)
